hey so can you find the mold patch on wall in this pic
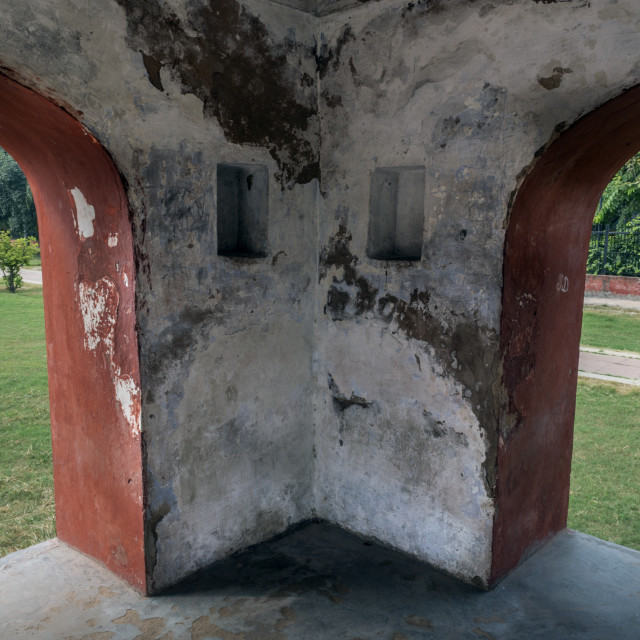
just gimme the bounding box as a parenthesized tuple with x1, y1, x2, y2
(115, 0, 319, 188)
(328, 373, 371, 411)
(319, 224, 378, 319)
(538, 66, 572, 90)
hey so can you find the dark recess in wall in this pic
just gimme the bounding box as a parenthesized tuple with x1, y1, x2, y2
(367, 167, 425, 261)
(217, 163, 269, 258)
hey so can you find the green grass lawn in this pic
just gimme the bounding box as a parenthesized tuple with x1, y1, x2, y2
(551, 304, 640, 549)
(0, 284, 54, 557)
(581, 306, 640, 352)
(569, 378, 640, 550)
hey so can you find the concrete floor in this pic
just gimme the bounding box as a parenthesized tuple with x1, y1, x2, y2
(1, 523, 639, 639)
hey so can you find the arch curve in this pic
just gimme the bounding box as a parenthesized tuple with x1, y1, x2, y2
(0, 72, 145, 591)
(494, 84, 640, 584)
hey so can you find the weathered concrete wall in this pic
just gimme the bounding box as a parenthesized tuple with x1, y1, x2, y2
(2, 0, 640, 591)
(312, 8, 502, 583)
(112, 0, 321, 591)
(0, 0, 319, 592)
(313, 0, 640, 585)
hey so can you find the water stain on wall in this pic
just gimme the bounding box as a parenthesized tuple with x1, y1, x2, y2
(115, 0, 319, 188)
(319, 225, 501, 493)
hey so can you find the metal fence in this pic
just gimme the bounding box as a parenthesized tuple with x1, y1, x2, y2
(588, 223, 640, 277)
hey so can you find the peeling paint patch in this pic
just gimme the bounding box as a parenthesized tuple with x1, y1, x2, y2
(141, 52, 164, 91)
(78, 278, 118, 354)
(114, 371, 141, 437)
(78, 277, 140, 436)
(70, 187, 96, 238)
(108, 233, 119, 247)
(538, 67, 572, 90)
(113, 609, 167, 637)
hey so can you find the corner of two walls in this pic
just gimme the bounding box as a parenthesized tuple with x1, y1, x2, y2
(0, 0, 504, 591)
(129, 0, 524, 590)
(136, 0, 500, 590)
(310, 4, 504, 586)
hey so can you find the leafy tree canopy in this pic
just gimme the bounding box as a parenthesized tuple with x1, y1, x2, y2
(0, 147, 37, 239)
(594, 151, 640, 228)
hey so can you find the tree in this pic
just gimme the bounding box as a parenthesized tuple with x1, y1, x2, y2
(0, 147, 38, 239)
(0, 230, 39, 292)
(593, 151, 640, 228)
(586, 152, 640, 277)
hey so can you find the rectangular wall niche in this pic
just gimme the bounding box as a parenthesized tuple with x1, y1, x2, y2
(367, 166, 426, 261)
(217, 163, 269, 257)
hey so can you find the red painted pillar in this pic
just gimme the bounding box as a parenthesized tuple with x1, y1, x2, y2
(0, 73, 146, 591)
(494, 85, 640, 584)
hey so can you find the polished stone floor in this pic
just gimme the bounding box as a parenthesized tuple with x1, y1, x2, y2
(1, 522, 639, 639)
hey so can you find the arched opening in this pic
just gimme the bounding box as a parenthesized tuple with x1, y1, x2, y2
(0, 145, 53, 555)
(493, 85, 640, 584)
(0, 72, 146, 591)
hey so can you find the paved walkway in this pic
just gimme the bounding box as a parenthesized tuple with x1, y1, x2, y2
(580, 296, 640, 384)
(584, 295, 640, 310)
(1, 523, 639, 639)
(579, 349, 640, 386)
(19, 268, 42, 284)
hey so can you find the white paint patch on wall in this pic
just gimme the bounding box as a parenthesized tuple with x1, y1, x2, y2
(70, 187, 96, 238)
